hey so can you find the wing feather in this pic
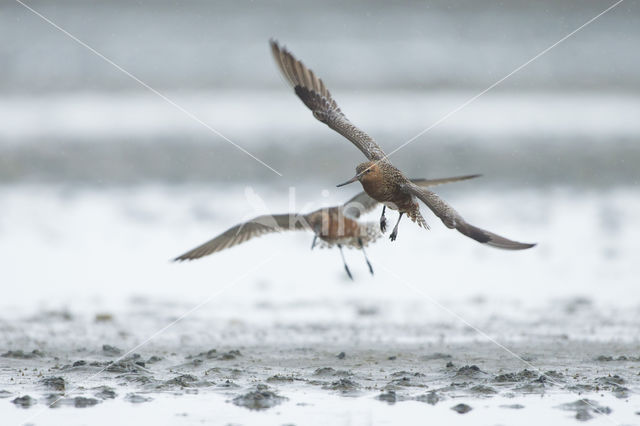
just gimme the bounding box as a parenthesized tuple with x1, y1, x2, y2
(342, 174, 481, 219)
(404, 182, 536, 250)
(174, 214, 309, 261)
(270, 40, 387, 161)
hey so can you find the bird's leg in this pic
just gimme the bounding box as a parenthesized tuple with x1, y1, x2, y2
(311, 234, 318, 250)
(359, 237, 374, 275)
(380, 205, 387, 233)
(338, 244, 353, 280)
(389, 212, 404, 241)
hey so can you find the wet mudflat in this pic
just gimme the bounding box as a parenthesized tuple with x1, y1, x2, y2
(1, 186, 639, 424)
(1, 298, 640, 426)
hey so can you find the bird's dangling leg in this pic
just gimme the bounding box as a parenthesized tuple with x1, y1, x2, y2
(359, 237, 374, 275)
(338, 244, 353, 280)
(311, 234, 318, 250)
(380, 205, 387, 233)
(389, 212, 404, 241)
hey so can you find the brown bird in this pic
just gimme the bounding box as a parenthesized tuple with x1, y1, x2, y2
(270, 40, 535, 250)
(174, 175, 479, 279)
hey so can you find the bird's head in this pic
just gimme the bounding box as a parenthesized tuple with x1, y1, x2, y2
(336, 161, 379, 187)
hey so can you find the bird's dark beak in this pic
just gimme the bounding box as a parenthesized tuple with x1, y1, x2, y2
(336, 175, 359, 187)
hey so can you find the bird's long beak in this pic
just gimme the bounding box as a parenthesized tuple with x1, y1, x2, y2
(336, 175, 359, 187)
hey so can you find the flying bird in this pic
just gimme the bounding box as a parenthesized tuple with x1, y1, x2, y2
(174, 175, 479, 279)
(270, 40, 535, 250)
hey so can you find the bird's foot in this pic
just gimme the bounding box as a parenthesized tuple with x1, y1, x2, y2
(380, 216, 387, 233)
(389, 228, 398, 241)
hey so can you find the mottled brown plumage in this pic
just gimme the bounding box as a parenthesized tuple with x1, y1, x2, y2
(174, 175, 480, 277)
(271, 40, 535, 249)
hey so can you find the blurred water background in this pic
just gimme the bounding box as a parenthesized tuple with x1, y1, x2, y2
(0, 0, 638, 320)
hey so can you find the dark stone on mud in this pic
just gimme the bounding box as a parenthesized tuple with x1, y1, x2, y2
(232, 387, 287, 411)
(41, 376, 66, 391)
(421, 352, 452, 360)
(451, 403, 472, 414)
(337, 351, 346, 359)
(12, 395, 37, 408)
(415, 391, 441, 405)
(376, 390, 397, 404)
(0, 390, 12, 398)
(102, 344, 122, 356)
(445, 361, 455, 368)
(470, 385, 497, 395)
(2, 349, 44, 359)
(324, 378, 360, 393)
(500, 404, 525, 409)
(125, 393, 153, 403)
(94, 386, 117, 399)
(556, 399, 612, 421)
(147, 355, 162, 363)
(388, 355, 397, 360)
(73, 360, 87, 367)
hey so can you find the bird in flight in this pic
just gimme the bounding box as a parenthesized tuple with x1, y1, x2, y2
(174, 175, 479, 279)
(270, 40, 535, 250)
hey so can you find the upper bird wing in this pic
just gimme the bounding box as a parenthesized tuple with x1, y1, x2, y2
(403, 182, 536, 250)
(174, 214, 309, 261)
(342, 174, 481, 219)
(270, 40, 387, 162)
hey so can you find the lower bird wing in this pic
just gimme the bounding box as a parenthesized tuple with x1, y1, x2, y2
(174, 214, 309, 261)
(270, 40, 387, 162)
(342, 174, 481, 219)
(403, 182, 536, 250)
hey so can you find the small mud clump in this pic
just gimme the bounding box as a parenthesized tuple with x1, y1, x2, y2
(41, 376, 66, 391)
(556, 399, 612, 422)
(415, 391, 441, 405)
(421, 352, 452, 361)
(493, 369, 537, 383)
(232, 386, 287, 411)
(12, 395, 37, 408)
(323, 378, 360, 393)
(376, 390, 397, 404)
(470, 384, 497, 395)
(93, 386, 117, 399)
(125, 393, 153, 403)
(102, 344, 122, 356)
(336, 352, 346, 359)
(454, 365, 484, 379)
(2, 349, 44, 359)
(72, 397, 101, 408)
(451, 403, 473, 414)
(313, 367, 351, 377)
(267, 374, 295, 383)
